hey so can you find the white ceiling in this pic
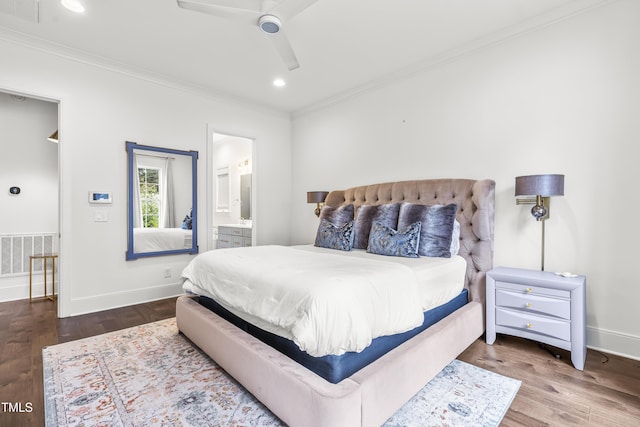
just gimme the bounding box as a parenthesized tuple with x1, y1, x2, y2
(0, 0, 609, 113)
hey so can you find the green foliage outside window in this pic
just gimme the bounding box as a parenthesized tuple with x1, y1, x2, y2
(139, 167, 160, 228)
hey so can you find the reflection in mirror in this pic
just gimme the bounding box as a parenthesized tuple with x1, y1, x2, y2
(211, 132, 254, 250)
(240, 173, 251, 220)
(216, 167, 229, 212)
(126, 141, 198, 260)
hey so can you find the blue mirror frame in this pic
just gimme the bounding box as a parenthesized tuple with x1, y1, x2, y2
(126, 141, 198, 260)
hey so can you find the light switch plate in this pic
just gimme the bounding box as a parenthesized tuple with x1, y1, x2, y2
(94, 211, 108, 222)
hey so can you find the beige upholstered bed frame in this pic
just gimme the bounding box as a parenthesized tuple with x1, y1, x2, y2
(176, 178, 495, 427)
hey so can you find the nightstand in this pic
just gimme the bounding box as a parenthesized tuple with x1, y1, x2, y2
(486, 266, 586, 370)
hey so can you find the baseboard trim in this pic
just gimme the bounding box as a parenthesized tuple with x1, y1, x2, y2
(587, 326, 640, 361)
(62, 283, 183, 318)
(0, 277, 55, 302)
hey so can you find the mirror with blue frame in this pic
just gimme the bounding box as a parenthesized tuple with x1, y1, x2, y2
(126, 141, 198, 260)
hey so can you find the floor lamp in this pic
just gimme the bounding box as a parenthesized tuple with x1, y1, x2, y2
(515, 174, 564, 271)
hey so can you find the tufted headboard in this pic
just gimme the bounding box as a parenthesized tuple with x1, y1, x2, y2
(324, 178, 495, 311)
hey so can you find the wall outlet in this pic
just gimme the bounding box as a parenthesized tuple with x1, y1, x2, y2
(163, 267, 172, 278)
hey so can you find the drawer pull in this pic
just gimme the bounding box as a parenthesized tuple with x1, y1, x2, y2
(525, 303, 533, 308)
(526, 323, 533, 329)
(526, 287, 533, 293)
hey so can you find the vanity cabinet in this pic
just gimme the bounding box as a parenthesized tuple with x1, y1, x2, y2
(217, 225, 252, 248)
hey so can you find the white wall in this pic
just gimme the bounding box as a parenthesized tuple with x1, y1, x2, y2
(291, 0, 640, 359)
(0, 93, 58, 235)
(0, 38, 292, 317)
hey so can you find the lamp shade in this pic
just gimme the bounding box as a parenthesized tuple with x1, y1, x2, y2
(307, 191, 329, 204)
(515, 174, 564, 197)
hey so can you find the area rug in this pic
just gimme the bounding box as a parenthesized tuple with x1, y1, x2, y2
(43, 318, 520, 427)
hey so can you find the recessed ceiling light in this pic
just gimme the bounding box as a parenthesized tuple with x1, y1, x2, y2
(61, 0, 85, 13)
(273, 78, 286, 87)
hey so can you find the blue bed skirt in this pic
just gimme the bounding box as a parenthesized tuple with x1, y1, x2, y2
(197, 289, 468, 384)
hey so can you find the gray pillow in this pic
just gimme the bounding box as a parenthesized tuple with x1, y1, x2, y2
(319, 204, 354, 226)
(366, 221, 421, 258)
(398, 203, 458, 258)
(353, 203, 401, 249)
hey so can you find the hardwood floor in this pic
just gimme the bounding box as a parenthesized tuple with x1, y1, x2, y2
(458, 335, 640, 426)
(0, 297, 176, 427)
(1, 297, 638, 426)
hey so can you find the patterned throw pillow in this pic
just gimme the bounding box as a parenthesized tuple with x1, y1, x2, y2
(353, 203, 401, 249)
(366, 221, 421, 258)
(181, 209, 192, 230)
(314, 219, 355, 251)
(398, 203, 458, 258)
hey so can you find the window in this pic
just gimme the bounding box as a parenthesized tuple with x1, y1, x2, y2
(138, 166, 161, 228)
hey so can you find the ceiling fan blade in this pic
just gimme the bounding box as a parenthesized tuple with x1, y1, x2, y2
(178, 0, 263, 12)
(177, 0, 262, 24)
(269, 0, 318, 21)
(267, 30, 300, 70)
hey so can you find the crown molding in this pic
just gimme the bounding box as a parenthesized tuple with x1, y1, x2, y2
(0, 26, 289, 119)
(292, 0, 617, 119)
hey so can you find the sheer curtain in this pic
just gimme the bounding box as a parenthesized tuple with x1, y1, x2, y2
(133, 154, 142, 228)
(160, 158, 176, 228)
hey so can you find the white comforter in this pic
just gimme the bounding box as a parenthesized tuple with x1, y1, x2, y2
(134, 228, 190, 252)
(181, 245, 425, 357)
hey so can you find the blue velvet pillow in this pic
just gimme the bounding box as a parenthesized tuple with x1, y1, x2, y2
(319, 204, 354, 226)
(366, 221, 421, 258)
(314, 219, 355, 251)
(353, 203, 401, 249)
(397, 203, 458, 258)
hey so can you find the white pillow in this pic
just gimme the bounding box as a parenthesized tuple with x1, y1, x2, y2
(450, 220, 460, 256)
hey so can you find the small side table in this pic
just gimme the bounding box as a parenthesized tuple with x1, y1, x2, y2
(29, 253, 58, 302)
(486, 266, 586, 370)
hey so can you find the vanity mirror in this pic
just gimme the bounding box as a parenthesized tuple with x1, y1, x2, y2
(126, 141, 198, 260)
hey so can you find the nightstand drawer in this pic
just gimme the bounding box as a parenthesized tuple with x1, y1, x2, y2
(496, 289, 570, 320)
(495, 280, 570, 299)
(496, 308, 570, 341)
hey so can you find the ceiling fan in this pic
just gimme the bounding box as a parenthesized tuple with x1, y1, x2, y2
(177, 0, 318, 70)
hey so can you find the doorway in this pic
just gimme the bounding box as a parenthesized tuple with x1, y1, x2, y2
(208, 130, 255, 250)
(0, 90, 60, 303)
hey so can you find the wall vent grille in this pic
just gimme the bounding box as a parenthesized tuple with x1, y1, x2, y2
(0, 233, 55, 277)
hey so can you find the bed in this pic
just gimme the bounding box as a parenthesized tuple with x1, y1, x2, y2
(133, 227, 192, 252)
(176, 178, 495, 427)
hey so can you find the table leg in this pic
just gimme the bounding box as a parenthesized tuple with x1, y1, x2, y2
(52, 256, 56, 300)
(29, 257, 33, 302)
(44, 257, 48, 299)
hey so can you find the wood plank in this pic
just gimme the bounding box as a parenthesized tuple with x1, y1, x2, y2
(459, 334, 640, 426)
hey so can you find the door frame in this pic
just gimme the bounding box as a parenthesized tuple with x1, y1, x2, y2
(0, 86, 63, 313)
(206, 125, 257, 251)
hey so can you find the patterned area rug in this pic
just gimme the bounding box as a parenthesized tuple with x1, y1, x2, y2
(43, 318, 520, 427)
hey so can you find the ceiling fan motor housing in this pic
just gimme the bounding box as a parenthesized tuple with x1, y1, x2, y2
(259, 15, 281, 34)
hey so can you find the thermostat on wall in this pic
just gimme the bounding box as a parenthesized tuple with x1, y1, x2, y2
(89, 191, 112, 204)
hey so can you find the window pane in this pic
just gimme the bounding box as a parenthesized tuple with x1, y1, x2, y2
(138, 166, 161, 228)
